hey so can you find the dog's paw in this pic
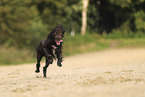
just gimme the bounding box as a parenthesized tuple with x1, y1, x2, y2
(57, 63, 62, 67)
(43, 76, 47, 78)
(35, 69, 40, 73)
(57, 65, 62, 67)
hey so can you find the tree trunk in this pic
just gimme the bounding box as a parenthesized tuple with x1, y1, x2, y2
(81, 0, 89, 35)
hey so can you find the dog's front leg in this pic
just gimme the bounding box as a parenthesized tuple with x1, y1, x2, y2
(56, 46, 63, 67)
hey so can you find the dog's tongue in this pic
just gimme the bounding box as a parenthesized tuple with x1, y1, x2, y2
(56, 40, 63, 45)
(59, 40, 63, 43)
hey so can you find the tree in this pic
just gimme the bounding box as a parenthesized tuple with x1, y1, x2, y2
(81, 0, 89, 35)
(33, 0, 82, 34)
(0, 0, 39, 47)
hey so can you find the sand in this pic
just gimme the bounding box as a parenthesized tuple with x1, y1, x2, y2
(0, 48, 145, 97)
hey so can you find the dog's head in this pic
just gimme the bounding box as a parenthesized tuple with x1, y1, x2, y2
(50, 24, 66, 46)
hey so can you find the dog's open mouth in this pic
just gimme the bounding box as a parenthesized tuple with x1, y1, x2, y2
(55, 39, 63, 45)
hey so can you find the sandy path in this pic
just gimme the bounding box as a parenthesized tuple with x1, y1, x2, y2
(0, 48, 145, 97)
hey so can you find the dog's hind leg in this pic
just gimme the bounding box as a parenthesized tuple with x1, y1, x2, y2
(35, 52, 43, 73)
(43, 56, 53, 78)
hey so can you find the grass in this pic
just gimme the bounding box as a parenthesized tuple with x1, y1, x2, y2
(118, 38, 145, 47)
(63, 34, 110, 56)
(0, 46, 34, 65)
(1, 34, 145, 65)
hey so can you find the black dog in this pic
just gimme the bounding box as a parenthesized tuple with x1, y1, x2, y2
(35, 24, 65, 77)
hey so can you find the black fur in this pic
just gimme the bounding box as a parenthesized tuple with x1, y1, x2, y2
(35, 24, 65, 77)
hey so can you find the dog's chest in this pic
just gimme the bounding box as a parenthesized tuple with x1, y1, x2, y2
(51, 45, 57, 55)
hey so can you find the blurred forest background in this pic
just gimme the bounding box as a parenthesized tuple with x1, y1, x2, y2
(0, 0, 145, 65)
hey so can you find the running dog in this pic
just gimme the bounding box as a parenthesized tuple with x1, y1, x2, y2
(35, 24, 65, 77)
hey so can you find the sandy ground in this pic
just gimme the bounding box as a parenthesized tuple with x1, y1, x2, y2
(0, 48, 145, 97)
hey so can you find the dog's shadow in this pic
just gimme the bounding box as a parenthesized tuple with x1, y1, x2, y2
(35, 73, 51, 79)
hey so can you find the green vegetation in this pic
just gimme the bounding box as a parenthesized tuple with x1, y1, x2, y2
(0, 0, 145, 65)
(1, 34, 145, 65)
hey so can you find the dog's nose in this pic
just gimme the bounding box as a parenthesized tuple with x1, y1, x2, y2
(56, 35, 62, 40)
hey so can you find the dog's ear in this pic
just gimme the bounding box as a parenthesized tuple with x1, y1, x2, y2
(47, 28, 55, 39)
(59, 24, 66, 34)
(63, 29, 66, 34)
